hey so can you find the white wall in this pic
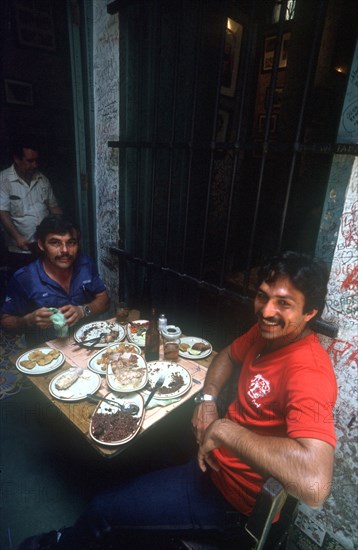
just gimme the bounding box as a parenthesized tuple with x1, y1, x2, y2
(93, 0, 120, 307)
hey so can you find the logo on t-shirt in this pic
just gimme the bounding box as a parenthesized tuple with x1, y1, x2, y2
(248, 374, 271, 408)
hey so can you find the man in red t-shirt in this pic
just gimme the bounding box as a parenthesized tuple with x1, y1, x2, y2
(193, 251, 337, 515)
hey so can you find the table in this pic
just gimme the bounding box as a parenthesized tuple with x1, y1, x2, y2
(13, 316, 215, 459)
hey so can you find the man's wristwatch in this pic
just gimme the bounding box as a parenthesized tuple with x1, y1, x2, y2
(81, 305, 91, 318)
(194, 391, 217, 404)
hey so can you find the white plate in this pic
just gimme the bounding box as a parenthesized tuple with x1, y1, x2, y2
(107, 353, 148, 393)
(74, 321, 126, 348)
(144, 361, 192, 400)
(90, 392, 144, 446)
(88, 342, 142, 375)
(16, 347, 65, 375)
(126, 320, 149, 347)
(178, 337, 213, 359)
(49, 368, 101, 401)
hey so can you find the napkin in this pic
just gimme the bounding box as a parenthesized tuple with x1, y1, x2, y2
(143, 395, 181, 409)
(48, 308, 68, 337)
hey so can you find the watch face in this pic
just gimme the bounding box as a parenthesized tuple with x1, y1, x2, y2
(84, 306, 91, 317)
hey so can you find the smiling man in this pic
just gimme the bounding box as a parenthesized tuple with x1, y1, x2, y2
(0, 214, 109, 345)
(193, 251, 337, 514)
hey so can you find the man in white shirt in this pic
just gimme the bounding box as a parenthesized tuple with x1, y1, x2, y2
(0, 136, 62, 272)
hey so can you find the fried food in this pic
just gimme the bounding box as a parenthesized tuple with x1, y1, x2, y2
(47, 350, 61, 360)
(37, 355, 54, 366)
(28, 350, 44, 361)
(179, 343, 190, 352)
(20, 348, 62, 370)
(20, 359, 37, 369)
(191, 342, 210, 352)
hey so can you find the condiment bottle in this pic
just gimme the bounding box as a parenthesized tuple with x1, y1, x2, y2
(158, 313, 167, 332)
(145, 308, 160, 361)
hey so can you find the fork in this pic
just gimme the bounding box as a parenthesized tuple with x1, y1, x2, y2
(144, 372, 166, 408)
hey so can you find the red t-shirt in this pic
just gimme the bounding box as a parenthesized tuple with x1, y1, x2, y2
(210, 324, 337, 516)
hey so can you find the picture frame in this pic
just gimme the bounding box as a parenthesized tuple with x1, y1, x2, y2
(4, 79, 33, 106)
(262, 32, 290, 72)
(258, 114, 278, 134)
(265, 86, 284, 110)
(14, 0, 56, 51)
(221, 18, 243, 98)
(216, 110, 230, 142)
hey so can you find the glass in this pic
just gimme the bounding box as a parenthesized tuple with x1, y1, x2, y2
(164, 339, 180, 362)
(116, 302, 129, 325)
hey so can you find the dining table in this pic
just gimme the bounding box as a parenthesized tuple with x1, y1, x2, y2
(11, 311, 215, 459)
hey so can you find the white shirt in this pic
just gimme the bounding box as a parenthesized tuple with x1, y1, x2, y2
(0, 164, 59, 253)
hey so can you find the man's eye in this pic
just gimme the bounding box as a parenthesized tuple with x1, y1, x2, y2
(278, 300, 290, 307)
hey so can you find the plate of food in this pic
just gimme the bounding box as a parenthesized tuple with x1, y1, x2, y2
(16, 347, 64, 375)
(90, 392, 144, 446)
(88, 342, 142, 375)
(107, 352, 148, 393)
(127, 320, 149, 347)
(49, 367, 101, 401)
(74, 321, 125, 348)
(144, 361, 192, 400)
(179, 337, 212, 359)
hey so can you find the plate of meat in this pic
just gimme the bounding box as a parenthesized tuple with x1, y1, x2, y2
(106, 352, 148, 393)
(88, 342, 142, 375)
(74, 321, 125, 348)
(178, 337, 212, 359)
(90, 392, 144, 446)
(143, 361, 192, 400)
(49, 367, 101, 401)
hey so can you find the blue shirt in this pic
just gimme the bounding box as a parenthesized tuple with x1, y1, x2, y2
(1, 254, 107, 345)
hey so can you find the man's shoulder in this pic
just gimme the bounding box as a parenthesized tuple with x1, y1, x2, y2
(0, 165, 16, 184)
(12, 260, 41, 283)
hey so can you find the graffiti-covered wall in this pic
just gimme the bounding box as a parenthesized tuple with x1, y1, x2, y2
(93, 1, 119, 307)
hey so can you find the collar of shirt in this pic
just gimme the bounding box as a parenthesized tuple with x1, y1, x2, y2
(9, 163, 42, 186)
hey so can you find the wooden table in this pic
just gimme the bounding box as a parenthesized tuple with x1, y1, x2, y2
(13, 317, 215, 459)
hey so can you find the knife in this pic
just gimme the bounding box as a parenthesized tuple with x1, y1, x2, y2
(144, 372, 166, 408)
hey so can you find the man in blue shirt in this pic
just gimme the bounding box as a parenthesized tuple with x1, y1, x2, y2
(0, 214, 110, 345)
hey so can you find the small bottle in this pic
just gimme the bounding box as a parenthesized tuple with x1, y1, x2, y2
(145, 308, 160, 361)
(158, 313, 167, 332)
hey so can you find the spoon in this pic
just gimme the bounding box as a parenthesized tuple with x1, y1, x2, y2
(86, 394, 140, 415)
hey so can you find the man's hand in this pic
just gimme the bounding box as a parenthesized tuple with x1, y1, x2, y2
(15, 235, 32, 251)
(192, 401, 219, 445)
(197, 418, 224, 472)
(24, 307, 53, 328)
(59, 304, 84, 326)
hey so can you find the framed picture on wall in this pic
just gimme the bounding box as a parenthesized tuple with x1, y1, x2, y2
(258, 114, 278, 134)
(265, 86, 284, 110)
(4, 79, 33, 106)
(14, 0, 56, 51)
(262, 33, 290, 72)
(221, 18, 243, 97)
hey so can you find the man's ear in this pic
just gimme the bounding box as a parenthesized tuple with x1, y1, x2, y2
(37, 239, 44, 252)
(304, 309, 318, 324)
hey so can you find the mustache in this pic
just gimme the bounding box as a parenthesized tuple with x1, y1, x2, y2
(55, 254, 74, 261)
(256, 312, 285, 327)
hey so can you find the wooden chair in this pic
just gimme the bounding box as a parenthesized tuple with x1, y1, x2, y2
(176, 476, 297, 550)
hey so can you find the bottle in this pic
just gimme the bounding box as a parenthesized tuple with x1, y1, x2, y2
(158, 313, 167, 332)
(145, 308, 160, 361)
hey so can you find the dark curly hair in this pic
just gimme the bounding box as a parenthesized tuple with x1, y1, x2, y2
(257, 251, 329, 316)
(35, 214, 81, 242)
